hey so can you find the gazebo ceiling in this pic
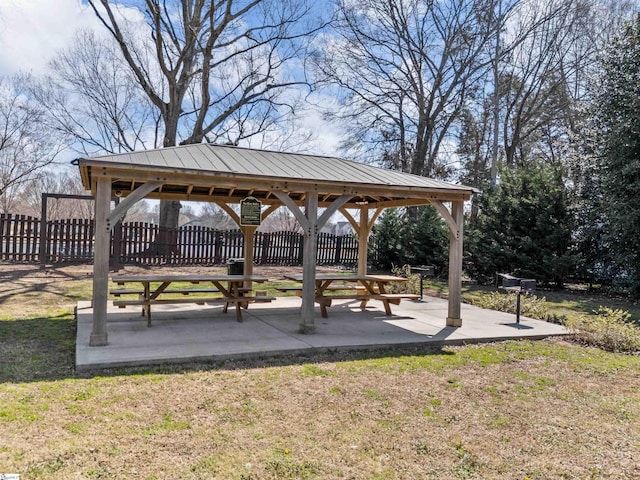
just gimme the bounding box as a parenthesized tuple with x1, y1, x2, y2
(77, 144, 475, 209)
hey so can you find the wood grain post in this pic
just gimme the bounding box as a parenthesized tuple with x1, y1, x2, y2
(446, 200, 464, 327)
(357, 205, 368, 275)
(90, 176, 111, 346)
(301, 193, 318, 333)
(242, 226, 256, 289)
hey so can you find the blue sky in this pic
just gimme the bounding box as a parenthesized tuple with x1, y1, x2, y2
(0, 0, 344, 159)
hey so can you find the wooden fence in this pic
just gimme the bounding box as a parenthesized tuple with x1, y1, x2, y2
(0, 214, 374, 266)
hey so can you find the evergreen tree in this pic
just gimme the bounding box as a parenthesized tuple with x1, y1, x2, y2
(372, 208, 404, 271)
(467, 164, 577, 287)
(372, 206, 449, 273)
(589, 15, 640, 294)
(401, 206, 449, 274)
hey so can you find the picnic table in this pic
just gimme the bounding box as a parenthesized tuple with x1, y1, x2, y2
(281, 273, 419, 318)
(111, 274, 274, 326)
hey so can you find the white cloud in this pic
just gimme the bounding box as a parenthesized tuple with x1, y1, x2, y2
(0, 0, 348, 160)
(0, 0, 102, 75)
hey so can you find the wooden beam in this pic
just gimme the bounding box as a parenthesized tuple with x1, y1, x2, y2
(107, 181, 163, 230)
(215, 201, 241, 226)
(316, 195, 353, 230)
(261, 203, 280, 221)
(432, 200, 459, 238)
(242, 225, 257, 288)
(357, 205, 369, 275)
(272, 191, 310, 232)
(99, 167, 473, 201)
(339, 208, 359, 232)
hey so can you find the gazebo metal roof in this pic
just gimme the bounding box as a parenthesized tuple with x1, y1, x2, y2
(78, 144, 475, 208)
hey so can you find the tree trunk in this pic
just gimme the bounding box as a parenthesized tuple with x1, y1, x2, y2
(156, 200, 181, 258)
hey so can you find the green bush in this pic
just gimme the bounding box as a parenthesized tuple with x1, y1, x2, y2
(463, 290, 640, 353)
(465, 291, 549, 319)
(565, 307, 640, 353)
(388, 265, 421, 295)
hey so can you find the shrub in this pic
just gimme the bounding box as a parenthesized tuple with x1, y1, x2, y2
(465, 291, 549, 319)
(463, 291, 640, 353)
(565, 307, 640, 353)
(388, 264, 421, 295)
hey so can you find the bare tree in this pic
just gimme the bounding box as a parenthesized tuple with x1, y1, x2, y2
(199, 202, 238, 229)
(34, 30, 162, 156)
(0, 75, 66, 213)
(488, 0, 638, 181)
(447, 0, 628, 190)
(315, 0, 501, 179)
(259, 206, 302, 232)
(83, 0, 326, 254)
(15, 168, 153, 222)
(496, 0, 586, 169)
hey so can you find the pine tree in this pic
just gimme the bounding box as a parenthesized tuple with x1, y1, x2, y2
(590, 15, 640, 294)
(467, 164, 577, 286)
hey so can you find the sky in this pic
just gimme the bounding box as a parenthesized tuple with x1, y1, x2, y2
(0, 0, 102, 75)
(0, 0, 344, 215)
(0, 0, 344, 157)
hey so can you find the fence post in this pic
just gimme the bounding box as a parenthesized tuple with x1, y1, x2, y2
(111, 220, 123, 270)
(259, 232, 268, 264)
(213, 230, 222, 263)
(39, 195, 47, 268)
(297, 233, 304, 265)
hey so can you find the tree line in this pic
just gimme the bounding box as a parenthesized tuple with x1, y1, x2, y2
(0, 0, 639, 293)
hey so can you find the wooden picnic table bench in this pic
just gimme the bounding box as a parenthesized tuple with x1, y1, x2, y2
(110, 274, 274, 326)
(283, 273, 418, 317)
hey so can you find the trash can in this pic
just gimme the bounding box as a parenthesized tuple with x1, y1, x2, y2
(227, 258, 244, 275)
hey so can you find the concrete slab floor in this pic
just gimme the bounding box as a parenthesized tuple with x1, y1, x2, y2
(76, 296, 570, 370)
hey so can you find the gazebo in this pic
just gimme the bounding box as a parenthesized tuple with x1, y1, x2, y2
(77, 144, 475, 346)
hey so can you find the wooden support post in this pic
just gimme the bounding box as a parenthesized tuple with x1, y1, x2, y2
(272, 190, 325, 334)
(242, 226, 256, 276)
(110, 197, 122, 271)
(446, 200, 464, 327)
(300, 193, 318, 333)
(242, 225, 256, 289)
(357, 205, 368, 275)
(90, 176, 111, 346)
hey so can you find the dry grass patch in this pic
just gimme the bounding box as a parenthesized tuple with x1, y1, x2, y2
(1, 263, 640, 478)
(1, 341, 639, 479)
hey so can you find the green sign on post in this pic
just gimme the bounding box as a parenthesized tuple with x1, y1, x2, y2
(240, 196, 262, 226)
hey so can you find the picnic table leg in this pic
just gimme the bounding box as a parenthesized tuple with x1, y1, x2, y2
(144, 284, 152, 327)
(317, 297, 330, 318)
(140, 284, 149, 318)
(381, 300, 392, 316)
(235, 300, 243, 322)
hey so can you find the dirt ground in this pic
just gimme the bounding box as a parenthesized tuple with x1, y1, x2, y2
(0, 262, 353, 317)
(1, 262, 640, 479)
(0, 261, 347, 282)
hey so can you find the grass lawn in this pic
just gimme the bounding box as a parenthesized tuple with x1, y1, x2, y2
(0, 265, 639, 479)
